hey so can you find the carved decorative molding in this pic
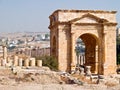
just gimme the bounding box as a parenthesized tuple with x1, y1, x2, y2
(50, 10, 117, 17)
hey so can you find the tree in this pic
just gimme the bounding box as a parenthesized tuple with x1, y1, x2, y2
(36, 55, 58, 71)
(117, 35, 120, 65)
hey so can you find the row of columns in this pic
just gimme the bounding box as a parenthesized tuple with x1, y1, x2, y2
(0, 45, 43, 68)
(0, 56, 42, 68)
(13, 56, 42, 67)
(76, 54, 85, 66)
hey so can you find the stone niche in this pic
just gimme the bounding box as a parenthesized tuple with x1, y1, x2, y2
(49, 9, 117, 75)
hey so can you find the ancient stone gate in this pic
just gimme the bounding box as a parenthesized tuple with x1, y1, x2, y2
(49, 10, 117, 75)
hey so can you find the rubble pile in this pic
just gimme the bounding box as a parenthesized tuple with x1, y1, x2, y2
(0, 67, 64, 85)
(0, 67, 120, 90)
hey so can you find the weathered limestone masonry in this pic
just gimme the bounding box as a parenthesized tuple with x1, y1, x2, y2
(0, 45, 43, 68)
(0, 55, 42, 68)
(49, 9, 117, 75)
(3, 46, 7, 65)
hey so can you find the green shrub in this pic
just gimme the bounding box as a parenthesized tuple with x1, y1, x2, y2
(117, 54, 120, 65)
(117, 36, 120, 65)
(36, 55, 58, 71)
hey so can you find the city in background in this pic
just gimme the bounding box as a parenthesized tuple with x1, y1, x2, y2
(0, 32, 50, 58)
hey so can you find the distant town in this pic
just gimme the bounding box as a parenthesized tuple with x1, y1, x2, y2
(0, 32, 50, 57)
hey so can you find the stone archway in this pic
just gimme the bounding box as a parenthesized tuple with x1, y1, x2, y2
(49, 10, 117, 75)
(78, 33, 99, 74)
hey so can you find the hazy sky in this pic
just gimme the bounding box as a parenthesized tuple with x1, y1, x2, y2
(0, 0, 120, 33)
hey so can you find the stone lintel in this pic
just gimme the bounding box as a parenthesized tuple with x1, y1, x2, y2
(49, 21, 117, 29)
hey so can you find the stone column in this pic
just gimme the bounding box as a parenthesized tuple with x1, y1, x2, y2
(24, 59, 29, 67)
(95, 46, 98, 74)
(79, 55, 81, 65)
(30, 58, 36, 66)
(13, 56, 18, 66)
(71, 33, 76, 71)
(81, 54, 84, 65)
(2, 45, 7, 66)
(83, 54, 85, 65)
(37, 60, 42, 67)
(7, 57, 10, 63)
(98, 25, 105, 75)
(18, 58, 23, 67)
(8, 59, 13, 66)
(76, 55, 79, 67)
(3, 46, 7, 61)
(103, 26, 116, 75)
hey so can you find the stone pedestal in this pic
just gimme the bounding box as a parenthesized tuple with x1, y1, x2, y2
(75, 67, 80, 75)
(85, 66, 91, 76)
(30, 58, 36, 66)
(37, 60, 42, 67)
(71, 63, 76, 74)
(80, 67, 85, 75)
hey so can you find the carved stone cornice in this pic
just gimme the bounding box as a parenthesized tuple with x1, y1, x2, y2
(50, 9, 117, 17)
(73, 22, 117, 26)
(48, 21, 70, 29)
(69, 13, 108, 23)
(48, 21, 117, 29)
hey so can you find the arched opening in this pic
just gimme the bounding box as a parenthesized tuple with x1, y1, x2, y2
(75, 33, 99, 74)
(52, 36, 56, 57)
(75, 38, 85, 67)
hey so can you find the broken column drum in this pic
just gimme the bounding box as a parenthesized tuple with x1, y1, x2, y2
(80, 67, 85, 75)
(85, 66, 91, 76)
(24, 59, 29, 67)
(30, 58, 36, 66)
(37, 60, 42, 67)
